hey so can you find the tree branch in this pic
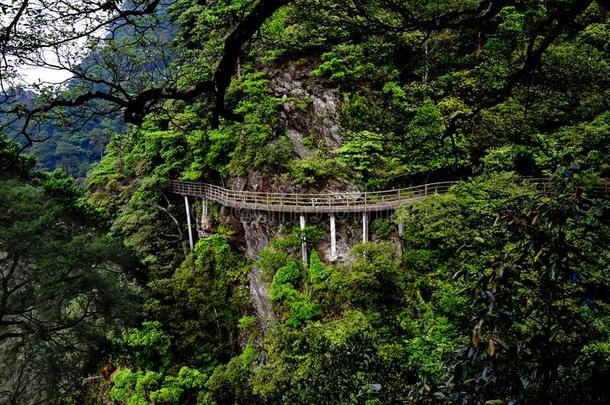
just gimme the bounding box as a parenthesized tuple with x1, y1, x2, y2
(442, 0, 595, 145)
(9, 0, 292, 136)
(596, 0, 610, 12)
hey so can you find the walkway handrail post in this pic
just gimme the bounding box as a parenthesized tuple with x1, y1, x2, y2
(184, 196, 194, 251)
(166, 178, 607, 216)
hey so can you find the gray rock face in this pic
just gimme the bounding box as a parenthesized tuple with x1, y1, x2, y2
(285, 128, 316, 159)
(226, 61, 364, 329)
(248, 265, 273, 329)
(270, 61, 343, 157)
(238, 210, 285, 329)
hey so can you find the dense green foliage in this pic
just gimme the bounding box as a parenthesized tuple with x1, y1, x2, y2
(396, 175, 610, 402)
(2, 0, 610, 403)
(29, 116, 123, 181)
(0, 139, 140, 403)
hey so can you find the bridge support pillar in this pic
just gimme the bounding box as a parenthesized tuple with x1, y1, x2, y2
(200, 198, 209, 233)
(398, 221, 404, 236)
(185, 196, 194, 251)
(362, 213, 369, 243)
(330, 214, 337, 261)
(202, 198, 208, 217)
(300, 215, 308, 267)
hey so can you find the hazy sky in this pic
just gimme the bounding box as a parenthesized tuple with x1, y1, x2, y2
(17, 46, 82, 87)
(9, 5, 98, 88)
(20, 65, 74, 86)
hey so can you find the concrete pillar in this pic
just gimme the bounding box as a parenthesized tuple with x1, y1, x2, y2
(185, 196, 194, 250)
(362, 212, 369, 243)
(300, 215, 308, 267)
(202, 198, 208, 217)
(398, 221, 404, 236)
(330, 214, 337, 260)
(200, 198, 208, 229)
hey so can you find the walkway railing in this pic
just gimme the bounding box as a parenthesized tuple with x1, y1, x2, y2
(167, 178, 609, 214)
(170, 177, 609, 253)
(167, 180, 459, 213)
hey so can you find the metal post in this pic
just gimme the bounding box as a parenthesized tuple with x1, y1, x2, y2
(300, 215, 308, 267)
(330, 214, 337, 260)
(202, 198, 208, 217)
(201, 198, 208, 231)
(362, 212, 369, 243)
(185, 196, 194, 251)
(398, 221, 404, 236)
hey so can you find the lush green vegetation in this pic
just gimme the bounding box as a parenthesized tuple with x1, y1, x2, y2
(1, 0, 609, 403)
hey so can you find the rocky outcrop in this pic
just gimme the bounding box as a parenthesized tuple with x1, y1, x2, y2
(237, 210, 284, 330)
(225, 60, 371, 330)
(271, 61, 343, 157)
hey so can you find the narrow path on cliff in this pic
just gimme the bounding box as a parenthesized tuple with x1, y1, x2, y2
(167, 178, 609, 214)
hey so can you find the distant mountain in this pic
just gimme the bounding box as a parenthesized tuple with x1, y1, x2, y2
(0, 87, 123, 181)
(3, 3, 174, 181)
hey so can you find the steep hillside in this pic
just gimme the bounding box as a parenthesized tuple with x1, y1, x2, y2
(82, 1, 610, 403)
(1, 0, 609, 403)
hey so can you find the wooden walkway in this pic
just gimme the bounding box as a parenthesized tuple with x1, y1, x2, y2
(167, 179, 459, 213)
(169, 178, 609, 254)
(167, 178, 610, 214)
